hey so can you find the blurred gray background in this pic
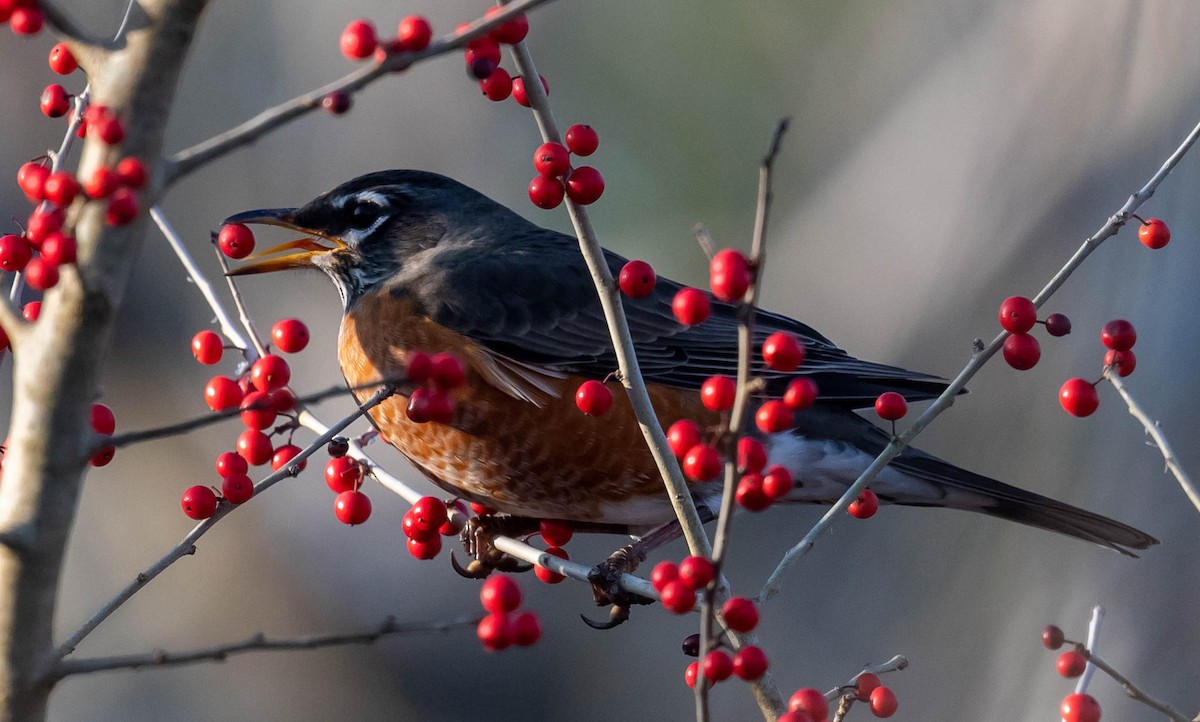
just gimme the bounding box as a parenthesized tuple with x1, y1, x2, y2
(2, 1, 1199, 719)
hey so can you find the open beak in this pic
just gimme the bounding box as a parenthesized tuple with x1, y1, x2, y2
(222, 208, 347, 276)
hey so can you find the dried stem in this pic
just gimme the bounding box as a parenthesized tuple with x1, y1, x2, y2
(758, 114, 1200, 604)
(1070, 644, 1193, 722)
(1076, 604, 1104, 694)
(1104, 367, 1200, 514)
(50, 614, 481, 679)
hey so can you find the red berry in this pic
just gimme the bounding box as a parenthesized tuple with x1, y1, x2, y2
(40, 84, 70, 118)
(324, 456, 364, 493)
(1057, 650, 1087, 678)
(575, 380, 613, 416)
(1100, 319, 1136, 351)
(89, 444, 115, 467)
(700, 375, 737, 411)
(22, 302, 41, 322)
(83, 166, 118, 199)
(659, 579, 697, 614)
(735, 474, 771, 512)
(854, 672, 881, 701)
(87, 403, 115, 436)
(221, 474, 254, 504)
(181, 485, 218, 520)
(48, 43, 78, 74)
(430, 352, 466, 389)
(40, 232, 76, 266)
(216, 451, 248, 478)
(94, 115, 125, 144)
(512, 74, 548, 107)
(105, 188, 138, 225)
(1045, 313, 1072, 337)
(721, 597, 759, 633)
(9, 7, 43, 35)
(406, 388, 455, 424)
(485, 6, 529, 45)
(999, 296, 1038, 334)
(539, 519, 573, 546)
(218, 223, 255, 259)
(1060, 692, 1101, 722)
(26, 208, 63, 244)
(1059, 378, 1099, 417)
(0, 235, 31, 272)
(237, 429, 273, 466)
(43, 171, 79, 206)
(762, 331, 804, 371)
(477, 612, 512, 651)
(464, 37, 501, 79)
(737, 437, 767, 474)
(666, 420, 703, 458)
(762, 465, 794, 500)
(511, 612, 541, 647)
(23, 258, 59, 291)
(618, 260, 656, 298)
(755, 400, 793, 433)
(320, 91, 352, 115)
(1104, 349, 1136, 377)
(732, 646, 769, 681)
(1138, 218, 1170, 249)
(565, 166, 604, 205)
(17, 162, 49, 202)
(1042, 624, 1065, 650)
(702, 650, 733, 682)
(407, 533, 443, 560)
(438, 500, 468, 536)
(204, 376, 243, 411)
(409, 496, 448, 536)
(672, 288, 711, 326)
(788, 688, 828, 719)
(684, 662, 702, 689)
(405, 351, 433, 385)
(565, 124, 599, 156)
(239, 390, 276, 430)
(528, 175, 564, 209)
(270, 318, 309, 353)
(334, 490, 372, 525)
(115, 157, 148, 188)
(1003, 333, 1041, 370)
(402, 509, 437, 541)
(534, 545, 568, 584)
(191, 330, 223, 364)
(869, 686, 898, 717)
(849, 489, 879, 519)
(710, 249, 752, 302)
(340, 19, 377, 59)
(480, 575, 522, 614)
(650, 561, 679, 591)
(396, 15, 432, 52)
(678, 555, 715, 589)
(479, 67, 513, 101)
(874, 392, 907, 421)
(250, 354, 290, 392)
(682, 444, 721, 482)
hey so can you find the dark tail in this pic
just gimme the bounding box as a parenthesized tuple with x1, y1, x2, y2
(888, 452, 1158, 556)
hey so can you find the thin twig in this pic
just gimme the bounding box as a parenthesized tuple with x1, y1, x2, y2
(1104, 367, 1200, 514)
(1067, 643, 1193, 722)
(825, 656, 909, 722)
(41, 386, 395, 679)
(214, 246, 268, 359)
(163, 0, 557, 185)
(152, 207, 251, 353)
(693, 223, 717, 261)
(758, 115, 1200, 604)
(50, 613, 481, 679)
(1077, 605, 1104, 694)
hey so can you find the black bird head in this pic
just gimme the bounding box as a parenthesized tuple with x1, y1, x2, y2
(224, 169, 526, 309)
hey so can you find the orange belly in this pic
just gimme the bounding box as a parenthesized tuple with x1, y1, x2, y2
(337, 290, 716, 524)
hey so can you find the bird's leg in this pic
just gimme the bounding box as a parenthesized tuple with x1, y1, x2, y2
(450, 513, 540, 579)
(583, 508, 716, 630)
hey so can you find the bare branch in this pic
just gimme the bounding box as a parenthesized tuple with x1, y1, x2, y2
(163, 0, 557, 185)
(42, 385, 395, 678)
(1076, 605, 1104, 694)
(1104, 367, 1200, 515)
(50, 614, 481, 679)
(826, 656, 909, 722)
(1076, 647, 1193, 722)
(758, 115, 1200, 604)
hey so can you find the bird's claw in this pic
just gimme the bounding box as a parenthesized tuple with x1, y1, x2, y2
(451, 513, 539, 579)
(580, 605, 630, 630)
(582, 546, 654, 629)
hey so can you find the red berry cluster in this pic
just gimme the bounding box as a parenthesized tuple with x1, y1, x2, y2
(526, 128, 604, 210)
(1, 0, 44, 36)
(88, 402, 116, 467)
(998, 296, 1072, 371)
(533, 519, 572, 584)
(325, 452, 370, 525)
(681, 595, 770, 687)
(780, 674, 898, 720)
(650, 555, 713, 614)
(403, 350, 466, 423)
(1059, 318, 1138, 418)
(1041, 625, 1101, 722)
(401, 495, 456, 559)
(476, 575, 541, 652)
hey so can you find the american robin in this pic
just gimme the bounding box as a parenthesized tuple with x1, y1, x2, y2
(224, 169, 1156, 561)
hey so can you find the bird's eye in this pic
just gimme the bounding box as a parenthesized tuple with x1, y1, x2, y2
(347, 200, 380, 231)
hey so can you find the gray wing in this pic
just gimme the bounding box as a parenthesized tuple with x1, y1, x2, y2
(405, 226, 950, 408)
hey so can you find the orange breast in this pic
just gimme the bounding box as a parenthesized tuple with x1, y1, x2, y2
(337, 289, 716, 524)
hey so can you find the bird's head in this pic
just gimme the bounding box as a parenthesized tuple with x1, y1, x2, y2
(224, 169, 514, 309)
